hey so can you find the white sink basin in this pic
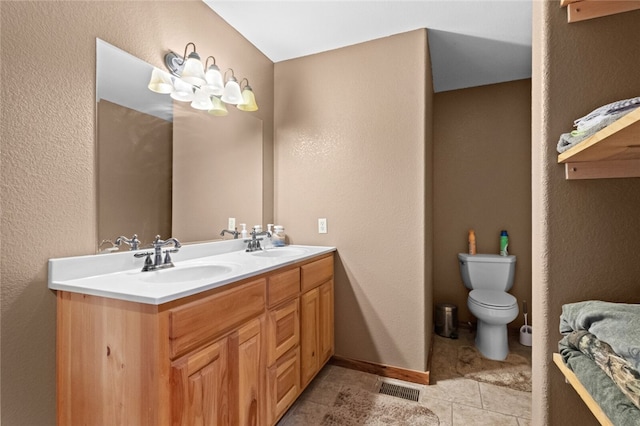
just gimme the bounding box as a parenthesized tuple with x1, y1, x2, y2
(138, 263, 238, 284)
(251, 247, 309, 258)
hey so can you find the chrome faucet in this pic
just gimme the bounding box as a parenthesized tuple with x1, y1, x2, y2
(115, 234, 140, 251)
(134, 235, 181, 272)
(245, 230, 271, 252)
(220, 228, 239, 239)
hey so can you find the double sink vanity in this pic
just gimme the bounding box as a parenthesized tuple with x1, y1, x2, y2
(49, 239, 336, 425)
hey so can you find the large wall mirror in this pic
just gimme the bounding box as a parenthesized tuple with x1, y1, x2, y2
(96, 39, 263, 249)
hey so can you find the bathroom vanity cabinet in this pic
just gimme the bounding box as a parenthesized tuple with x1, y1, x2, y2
(55, 252, 334, 426)
(300, 256, 335, 387)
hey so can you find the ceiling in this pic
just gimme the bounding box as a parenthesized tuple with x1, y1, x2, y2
(204, 0, 532, 92)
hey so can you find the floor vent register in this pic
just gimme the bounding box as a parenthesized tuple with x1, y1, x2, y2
(377, 381, 421, 402)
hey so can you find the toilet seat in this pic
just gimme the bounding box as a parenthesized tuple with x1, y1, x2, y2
(469, 289, 517, 310)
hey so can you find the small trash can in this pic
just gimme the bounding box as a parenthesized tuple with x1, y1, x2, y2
(435, 303, 458, 338)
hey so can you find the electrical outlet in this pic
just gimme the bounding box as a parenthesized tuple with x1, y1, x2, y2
(318, 218, 328, 234)
(228, 217, 236, 230)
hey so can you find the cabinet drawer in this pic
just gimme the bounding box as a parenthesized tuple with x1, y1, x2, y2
(301, 255, 333, 293)
(266, 298, 299, 366)
(169, 279, 266, 358)
(267, 347, 300, 424)
(267, 268, 300, 308)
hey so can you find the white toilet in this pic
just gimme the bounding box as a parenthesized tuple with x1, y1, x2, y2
(458, 253, 519, 361)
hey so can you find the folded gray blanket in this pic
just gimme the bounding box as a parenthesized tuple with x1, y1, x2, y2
(559, 341, 640, 426)
(560, 301, 640, 371)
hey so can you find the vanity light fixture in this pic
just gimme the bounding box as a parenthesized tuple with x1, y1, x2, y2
(221, 69, 243, 105)
(148, 41, 258, 117)
(164, 42, 206, 86)
(202, 56, 224, 96)
(237, 78, 259, 112)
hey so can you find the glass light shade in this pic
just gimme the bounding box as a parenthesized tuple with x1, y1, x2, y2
(237, 87, 258, 112)
(208, 96, 228, 116)
(147, 68, 173, 94)
(221, 77, 243, 105)
(170, 78, 194, 102)
(180, 52, 206, 86)
(202, 64, 224, 96)
(191, 89, 213, 111)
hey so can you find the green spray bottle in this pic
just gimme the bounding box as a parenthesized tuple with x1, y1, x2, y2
(500, 230, 509, 256)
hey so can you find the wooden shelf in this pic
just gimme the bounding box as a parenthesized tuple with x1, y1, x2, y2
(557, 107, 640, 179)
(553, 353, 614, 426)
(561, 0, 640, 23)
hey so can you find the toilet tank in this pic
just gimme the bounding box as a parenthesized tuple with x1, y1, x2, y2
(458, 253, 516, 291)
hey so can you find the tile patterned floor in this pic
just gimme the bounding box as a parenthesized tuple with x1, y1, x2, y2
(277, 328, 532, 425)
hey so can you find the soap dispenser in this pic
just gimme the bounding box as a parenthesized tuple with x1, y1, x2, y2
(240, 224, 248, 239)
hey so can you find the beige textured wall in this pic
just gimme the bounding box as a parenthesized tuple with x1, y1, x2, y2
(0, 2, 273, 423)
(433, 80, 532, 327)
(274, 30, 432, 371)
(532, 3, 640, 425)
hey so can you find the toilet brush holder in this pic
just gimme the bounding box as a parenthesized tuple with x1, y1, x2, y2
(519, 325, 532, 346)
(519, 300, 532, 346)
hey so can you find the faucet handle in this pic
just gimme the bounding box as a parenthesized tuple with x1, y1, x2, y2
(134, 251, 154, 271)
(163, 250, 177, 266)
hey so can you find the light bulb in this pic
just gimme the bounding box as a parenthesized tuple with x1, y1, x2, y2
(203, 64, 224, 96)
(237, 86, 258, 112)
(180, 52, 206, 86)
(221, 76, 243, 105)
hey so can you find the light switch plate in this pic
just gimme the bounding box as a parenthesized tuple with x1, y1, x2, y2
(318, 218, 327, 234)
(228, 217, 236, 230)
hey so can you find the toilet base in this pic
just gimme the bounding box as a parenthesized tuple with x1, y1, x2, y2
(475, 321, 510, 361)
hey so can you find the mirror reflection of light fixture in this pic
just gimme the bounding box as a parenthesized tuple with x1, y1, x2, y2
(208, 96, 228, 116)
(147, 68, 173, 94)
(191, 88, 214, 111)
(150, 42, 258, 117)
(221, 69, 243, 105)
(202, 56, 224, 96)
(164, 42, 206, 86)
(237, 78, 259, 112)
(170, 78, 195, 102)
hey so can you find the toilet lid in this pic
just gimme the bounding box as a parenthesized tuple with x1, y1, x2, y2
(469, 289, 517, 309)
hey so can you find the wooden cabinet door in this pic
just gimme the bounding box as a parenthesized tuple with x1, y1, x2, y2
(267, 347, 300, 424)
(319, 279, 334, 365)
(266, 298, 299, 366)
(300, 287, 319, 387)
(232, 316, 264, 426)
(171, 337, 229, 426)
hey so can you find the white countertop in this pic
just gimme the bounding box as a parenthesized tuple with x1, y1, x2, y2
(48, 240, 335, 305)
